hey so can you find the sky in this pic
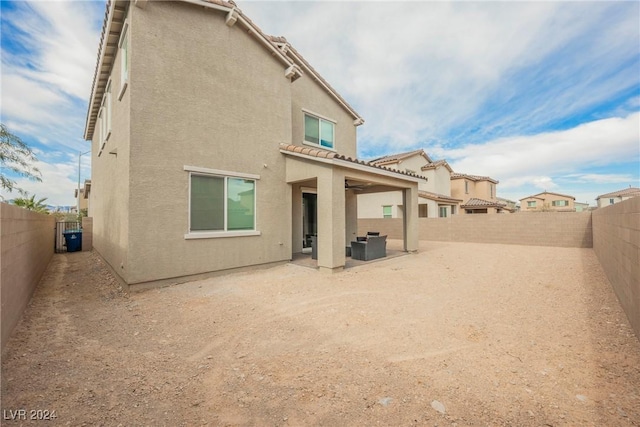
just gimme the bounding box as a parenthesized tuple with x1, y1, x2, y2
(1, 0, 638, 207)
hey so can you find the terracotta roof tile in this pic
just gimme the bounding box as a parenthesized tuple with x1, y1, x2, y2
(519, 191, 575, 201)
(418, 190, 462, 204)
(451, 173, 499, 184)
(421, 159, 453, 172)
(370, 149, 432, 166)
(461, 198, 506, 208)
(596, 187, 640, 199)
(279, 143, 425, 180)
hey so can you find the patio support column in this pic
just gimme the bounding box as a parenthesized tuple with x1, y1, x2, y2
(403, 185, 419, 252)
(345, 189, 358, 247)
(291, 184, 303, 254)
(317, 168, 346, 272)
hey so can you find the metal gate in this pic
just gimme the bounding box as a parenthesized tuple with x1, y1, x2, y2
(55, 221, 81, 253)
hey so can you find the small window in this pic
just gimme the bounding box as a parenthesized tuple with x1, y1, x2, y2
(304, 113, 334, 149)
(552, 200, 568, 207)
(100, 80, 112, 145)
(527, 201, 536, 207)
(419, 204, 428, 218)
(465, 180, 469, 194)
(189, 173, 256, 232)
(439, 206, 447, 218)
(382, 205, 392, 218)
(490, 184, 494, 198)
(609, 198, 614, 204)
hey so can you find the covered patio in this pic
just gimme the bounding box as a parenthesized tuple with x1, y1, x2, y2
(279, 143, 423, 272)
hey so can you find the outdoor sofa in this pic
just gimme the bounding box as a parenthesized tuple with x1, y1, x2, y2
(351, 235, 387, 261)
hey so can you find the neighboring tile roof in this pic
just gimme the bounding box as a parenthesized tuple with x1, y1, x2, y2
(370, 149, 433, 166)
(278, 143, 426, 180)
(596, 187, 640, 200)
(421, 159, 453, 173)
(451, 173, 499, 184)
(418, 190, 462, 204)
(461, 198, 506, 208)
(519, 191, 575, 201)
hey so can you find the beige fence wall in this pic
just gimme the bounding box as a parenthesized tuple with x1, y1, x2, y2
(358, 212, 593, 248)
(82, 217, 93, 251)
(1, 203, 55, 352)
(592, 197, 640, 340)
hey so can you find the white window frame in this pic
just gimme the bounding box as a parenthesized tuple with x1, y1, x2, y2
(302, 109, 336, 151)
(118, 21, 129, 100)
(184, 165, 261, 239)
(382, 205, 392, 218)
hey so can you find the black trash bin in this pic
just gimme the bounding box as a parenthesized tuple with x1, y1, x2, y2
(63, 230, 82, 252)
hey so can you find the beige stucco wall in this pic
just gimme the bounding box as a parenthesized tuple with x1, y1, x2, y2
(359, 212, 593, 248)
(82, 217, 93, 252)
(451, 178, 472, 204)
(290, 69, 358, 159)
(592, 197, 640, 340)
(89, 4, 131, 281)
(123, 1, 293, 285)
(357, 191, 403, 218)
(1, 203, 55, 352)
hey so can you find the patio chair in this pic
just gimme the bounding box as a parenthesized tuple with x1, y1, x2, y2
(350, 235, 387, 261)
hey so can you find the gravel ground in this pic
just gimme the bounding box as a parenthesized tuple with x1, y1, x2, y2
(2, 241, 639, 426)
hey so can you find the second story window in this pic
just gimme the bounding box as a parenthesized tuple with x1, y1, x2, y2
(304, 113, 334, 149)
(464, 181, 469, 194)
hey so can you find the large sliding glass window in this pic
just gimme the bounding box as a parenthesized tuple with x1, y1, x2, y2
(190, 174, 255, 232)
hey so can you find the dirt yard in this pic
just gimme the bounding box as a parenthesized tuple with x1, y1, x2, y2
(2, 241, 639, 426)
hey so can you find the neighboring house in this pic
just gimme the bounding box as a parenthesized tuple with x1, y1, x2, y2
(574, 201, 590, 212)
(357, 149, 461, 218)
(595, 187, 640, 208)
(450, 173, 505, 214)
(519, 191, 575, 212)
(74, 179, 91, 213)
(497, 197, 517, 213)
(83, 0, 420, 287)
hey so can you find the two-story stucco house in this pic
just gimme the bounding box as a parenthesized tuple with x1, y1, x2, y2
(595, 187, 640, 208)
(83, 0, 421, 288)
(450, 173, 505, 214)
(519, 191, 576, 212)
(357, 149, 461, 219)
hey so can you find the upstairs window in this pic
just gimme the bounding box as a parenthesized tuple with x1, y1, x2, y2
(464, 181, 469, 194)
(439, 207, 447, 218)
(609, 198, 614, 204)
(304, 113, 334, 149)
(382, 205, 392, 218)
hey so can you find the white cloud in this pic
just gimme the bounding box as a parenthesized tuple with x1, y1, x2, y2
(445, 112, 639, 183)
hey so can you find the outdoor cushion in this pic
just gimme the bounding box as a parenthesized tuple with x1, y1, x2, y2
(351, 235, 387, 261)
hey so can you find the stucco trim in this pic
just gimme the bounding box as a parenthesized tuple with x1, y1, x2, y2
(183, 165, 261, 180)
(184, 230, 261, 239)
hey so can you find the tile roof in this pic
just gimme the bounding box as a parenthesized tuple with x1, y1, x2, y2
(421, 159, 453, 173)
(370, 149, 433, 166)
(451, 173, 499, 184)
(278, 143, 426, 180)
(461, 198, 506, 208)
(418, 190, 462, 204)
(519, 191, 575, 201)
(596, 187, 640, 199)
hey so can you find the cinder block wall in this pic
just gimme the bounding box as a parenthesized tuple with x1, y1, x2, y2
(82, 217, 93, 251)
(592, 197, 640, 340)
(1, 203, 55, 352)
(358, 212, 593, 248)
